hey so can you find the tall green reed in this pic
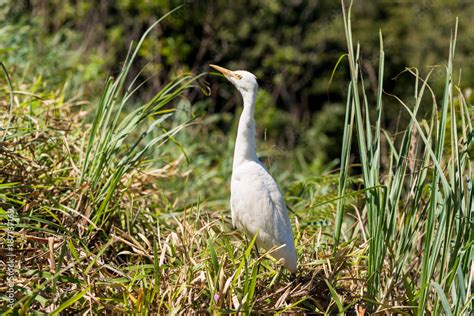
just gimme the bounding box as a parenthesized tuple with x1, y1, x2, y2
(77, 7, 205, 231)
(336, 1, 472, 313)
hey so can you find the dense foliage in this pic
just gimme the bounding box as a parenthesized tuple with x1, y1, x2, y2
(3, 0, 474, 165)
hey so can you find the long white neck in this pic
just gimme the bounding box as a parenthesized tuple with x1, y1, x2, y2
(233, 87, 258, 170)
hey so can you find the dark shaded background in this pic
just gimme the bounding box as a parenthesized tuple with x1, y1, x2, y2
(2, 0, 473, 166)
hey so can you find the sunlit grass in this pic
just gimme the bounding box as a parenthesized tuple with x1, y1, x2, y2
(335, 1, 472, 314)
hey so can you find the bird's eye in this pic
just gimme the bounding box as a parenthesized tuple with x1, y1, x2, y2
(235, 74, 242, 80)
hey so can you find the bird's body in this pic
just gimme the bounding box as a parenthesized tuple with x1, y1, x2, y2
(210, 64, 297, 272)
(231, 160, 297, 272)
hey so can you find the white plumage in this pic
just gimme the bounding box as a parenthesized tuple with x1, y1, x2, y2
(210, 64, 297, 272)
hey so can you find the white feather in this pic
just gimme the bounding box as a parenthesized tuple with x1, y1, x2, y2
(231, 160, 297, 272)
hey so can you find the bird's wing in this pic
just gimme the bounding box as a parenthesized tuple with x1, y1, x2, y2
(230, 161, 295, 253)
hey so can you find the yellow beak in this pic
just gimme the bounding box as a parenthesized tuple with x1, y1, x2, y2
(209, 64, 239, 79)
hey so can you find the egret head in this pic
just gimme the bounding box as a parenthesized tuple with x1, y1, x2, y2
(210, 64, 258, 95)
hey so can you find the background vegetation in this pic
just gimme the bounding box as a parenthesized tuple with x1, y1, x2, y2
(0, 0, 473, 314)
(4, 0, 474, 168)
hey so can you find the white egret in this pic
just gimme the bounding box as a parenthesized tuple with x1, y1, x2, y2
(210, 64, 297, 272)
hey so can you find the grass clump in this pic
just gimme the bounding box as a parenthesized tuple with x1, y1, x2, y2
(334, 1, 473, 314)
(76, 12, 206, 234)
